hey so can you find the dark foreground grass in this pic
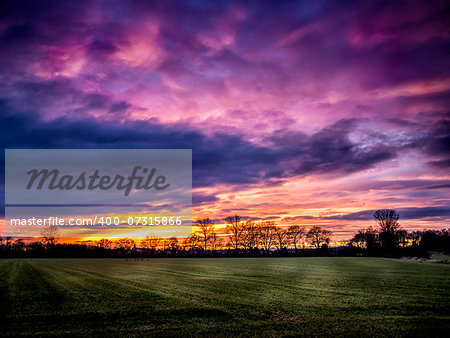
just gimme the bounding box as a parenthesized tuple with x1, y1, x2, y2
(0, 257, 449, 337)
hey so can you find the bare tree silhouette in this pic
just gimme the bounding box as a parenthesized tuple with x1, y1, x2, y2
(287, 225, 305, 251)
(115, 238, 135, 252)
(374, 209, 402, 251)
(350, 227, 377, 250)
(306, 226, 332, 249)
(141, 235, 161, 252)
(226, 215, 243, 252)
(41, 226, 59, 248)
(167, 237, 179, 253)
(195, 218, 215, 253)
(274, 226, 289, 251)
(241, 220, 259, 252)
(259, 221, 276, 252)
(97, 238, 113, 249)
(183, 233, 201, 252)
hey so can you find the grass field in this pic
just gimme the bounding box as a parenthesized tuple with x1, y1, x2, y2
(0, 257, 449, 337)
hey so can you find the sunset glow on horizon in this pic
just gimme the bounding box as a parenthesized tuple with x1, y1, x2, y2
(1, 0, 449, 241)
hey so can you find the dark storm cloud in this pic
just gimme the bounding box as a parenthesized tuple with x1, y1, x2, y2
(0, 101, 276, 187)
(350, 179, 450, 192)
(398, 113, 450, 169)
(192, 193, 220, 206)
(268, 119, 397, 176)
(424, 117, 450, 168)
(1, 102, 403, 189)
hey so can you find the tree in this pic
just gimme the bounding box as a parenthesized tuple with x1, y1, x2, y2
(183, 233, 201, 252)
(350, 230, 365, 249)
(13, 239, 25, 252)
(115, 238, 135, 252)
(373, 209, 402, 250)
(417, 229, 450, 251)
(306, 226, 332, 249)
(259, 221, 276, 252)
(160, 238, 169, 251)
(373, 209, 400, 232)
(41, 226, 59, 248)
(408, 231, 421, 247)
(287, 225, 305, 250)
(167, 237, 179, 253)
(225, 215, 244, 252)
(350, 227, 378, 250)
(97, 238, 113, 249)
(241, 220, 259, 252)
(210, 232, 221, 251)
(273, 226, 289, 251)
(195, 218, 215, 253)
(141, 235, 161, 252)
(1, 236, 12, 250)
(397, 229, 408, 247)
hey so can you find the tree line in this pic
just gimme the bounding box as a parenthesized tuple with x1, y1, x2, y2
(0, 216, 333, 258)
(0, 209, 448, 258)
(349, 209, 449, 257)
(187, 216, 332, 253)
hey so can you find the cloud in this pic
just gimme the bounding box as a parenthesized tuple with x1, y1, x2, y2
(350, 179, 450, 192)
(268, 119, 397, 176)
(1, 0, 449, 235)
(323, 206, 450, 221)
(0, 102, 406, 190)
(192, 193, 219, 205)
(424, 116, 450, 168)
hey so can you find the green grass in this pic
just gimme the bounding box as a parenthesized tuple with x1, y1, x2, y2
(0, 257, 449, 337)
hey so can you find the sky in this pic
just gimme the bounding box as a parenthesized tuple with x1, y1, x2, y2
(1, 0, 449, 240)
